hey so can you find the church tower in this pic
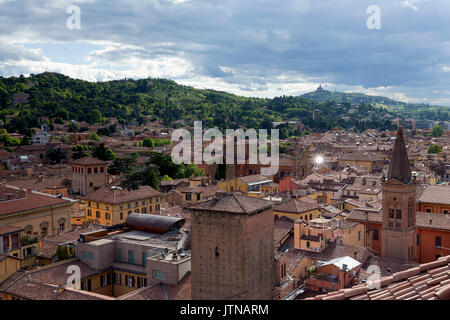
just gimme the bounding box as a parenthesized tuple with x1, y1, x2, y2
(381, 127, 417, 262)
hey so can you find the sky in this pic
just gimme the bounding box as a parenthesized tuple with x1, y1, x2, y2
(1, 0, 450, 105)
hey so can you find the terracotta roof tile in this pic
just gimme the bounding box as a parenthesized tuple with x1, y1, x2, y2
(307, 255, 450, 300)
(84, 185, 161, 204)
(69, 157, 109, 165)
(187, 192, 273, 214)
(274, 198, 319, 214)
(0, 186, 72, 216)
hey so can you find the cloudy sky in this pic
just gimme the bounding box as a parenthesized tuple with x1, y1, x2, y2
(1, 0, 450, 104)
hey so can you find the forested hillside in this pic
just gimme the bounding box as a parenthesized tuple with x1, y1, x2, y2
(0, 73, 399, 137)
(302, 90, 450, 121)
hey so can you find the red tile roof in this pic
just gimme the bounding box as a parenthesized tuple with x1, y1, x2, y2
(83, 186, 161, 204)
(187, 192, 273, 214)
(305, 255, 450, 300)
(418, 185, 450, 205)
(70, 157, 108, 165)
(0, 225, 24, 236)
(0, 187, 72, 217)
(274, 198, 320, 214)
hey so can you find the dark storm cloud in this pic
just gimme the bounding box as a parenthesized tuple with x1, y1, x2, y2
(0, 0, 449, 102)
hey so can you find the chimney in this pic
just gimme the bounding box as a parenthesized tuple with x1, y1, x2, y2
(215, 190, 225, 199)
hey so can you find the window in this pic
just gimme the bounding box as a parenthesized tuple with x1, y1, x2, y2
(152, 270, 166, 280)
(126, 275, 135, 287)
(444, 210, 449, 214)
(197, 193, 201, 201)
(96, 211, 100, 219)
(215, 247, 219, 258)
(389, 208, 394, 219)
(149, 206, 153, 213)
(101, 275, 107, 287)
(135, 202, 138, 207)
(396, 209, 402, 220)
(59, 223, 65, 232)
(105, 213, 110, 220)
(94, 167, 98, 174)
(87, 279, 92, 291)
(88, 168, 92, 174)
(426, 208, 431, 213)
(128, 250, 134, 264)
(142, 252, 147, 266)
(87, 209, 92, 217)
(306, 241, 310, 248)
(115, 272, 121, 285)
(117, 249, 122, 261)
(142, 207, 147, 213)
(82, 251, 94, 260)
(81, 281, 86, 291)
(155, 205, 160, 211)
(142, 200, 146, 205)
(373, 229, 379, 241)
(137, 277, 142, 288)
(435, 236, 442, 248)
(417, 234, 420, 245)
(120, 212, 123, 220)
(186, 194, 192, 201)
(127, 203, 131, 209)
(100, 167, 104, 173)
(2, 236, 9, 252)
(358, 231, 361, 241)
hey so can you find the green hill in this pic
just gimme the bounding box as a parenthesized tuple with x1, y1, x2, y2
(0, 73, 402, 137)
(302, 89, 450, 121)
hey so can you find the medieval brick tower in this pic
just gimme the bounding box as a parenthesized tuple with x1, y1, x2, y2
(381, 127, 417, 262)
(189, 192, 274, 300)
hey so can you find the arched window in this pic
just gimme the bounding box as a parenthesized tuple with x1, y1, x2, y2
(94, 167, 98, 174)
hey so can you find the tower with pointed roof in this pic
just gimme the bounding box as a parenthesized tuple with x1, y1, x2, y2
(381, 127, 417, 262)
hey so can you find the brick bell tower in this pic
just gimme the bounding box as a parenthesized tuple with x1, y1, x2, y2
(381, 127, 417, 262)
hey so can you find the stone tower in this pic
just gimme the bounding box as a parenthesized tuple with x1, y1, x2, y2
(189, 192, 274, 300)
(381, 127, 417, 262)
(70, 157, 108, 196)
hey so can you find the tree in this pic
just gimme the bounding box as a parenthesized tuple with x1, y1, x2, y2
(431, 125, 444, 138)
(93, 143, 116, 161)
(89, 109, 102, 124)
(108, 156, 137, 175)
(121, 166, 160, 191)
(89, 132, 100, 141)
(143, 137, 155, 148)
(428, 144, 443, 154)
(161, 175, 173, 181)
(182, 163, 205, 178)
(72, 145, 90, 160)
(46, 147, 67, 164)
(214, 162, 227, 180)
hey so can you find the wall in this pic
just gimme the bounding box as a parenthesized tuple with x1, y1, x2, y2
(191, 207, 274, 300)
